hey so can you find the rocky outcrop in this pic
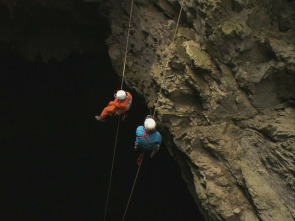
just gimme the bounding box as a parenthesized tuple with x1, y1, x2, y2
(106, 0, 295, 220)
(0, 0, 294, 220)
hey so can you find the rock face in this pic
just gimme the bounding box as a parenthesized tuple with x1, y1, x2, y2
(0, 0, 294, 220)
(106, 0, 295, 220)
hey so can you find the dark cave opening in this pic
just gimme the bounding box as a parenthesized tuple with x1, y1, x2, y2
(1, 45, 204, 220)
(0, 1, 205, 220)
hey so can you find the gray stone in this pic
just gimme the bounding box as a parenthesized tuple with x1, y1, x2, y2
(105, 0, 295, 220)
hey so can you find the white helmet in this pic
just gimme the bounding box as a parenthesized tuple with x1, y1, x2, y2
(144, 117, 156, 130)
(116, 90, 127, 100)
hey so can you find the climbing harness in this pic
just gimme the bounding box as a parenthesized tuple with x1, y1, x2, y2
(103, 0, 134, 220)
(138, 130, 153, 144)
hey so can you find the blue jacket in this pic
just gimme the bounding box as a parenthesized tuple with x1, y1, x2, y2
(136, 126, 162, 150)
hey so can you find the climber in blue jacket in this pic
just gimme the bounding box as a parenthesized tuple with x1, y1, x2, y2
(135, 115, 162, 158)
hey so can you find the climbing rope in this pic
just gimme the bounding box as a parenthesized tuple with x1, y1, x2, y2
(172, 0, 184, 43)
(104, 116, 121, 221)
(122, 152, 145, 221)
(104, 0, 184, 219)
(152, 0, 185, 118)
(120, 0, 134, 90)
(104, 0, 134, 220)
(120, 1, 185, 219)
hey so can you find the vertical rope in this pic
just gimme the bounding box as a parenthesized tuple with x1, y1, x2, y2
(120, 0, 134, 90)
(122, 152, 145, 221)
(104, 116, 121, 221)
(104, 0, 184, 219)
(172, 0, 184, 43)
(105, 0, 134, 218)
(152, 0, 185, 118)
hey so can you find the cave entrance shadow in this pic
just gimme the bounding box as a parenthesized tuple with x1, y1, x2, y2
(1, 47, 204, 221)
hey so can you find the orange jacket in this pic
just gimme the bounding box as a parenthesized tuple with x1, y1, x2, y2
(110, 91, 132, 114)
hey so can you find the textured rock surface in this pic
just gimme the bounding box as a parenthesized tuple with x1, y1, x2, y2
(105, 0, 295, 220)
(0, 0, 294, 220)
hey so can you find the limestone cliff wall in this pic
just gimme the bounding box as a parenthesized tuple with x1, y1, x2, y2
(0, 0, 294, 220)
(106, 0, 295, 220)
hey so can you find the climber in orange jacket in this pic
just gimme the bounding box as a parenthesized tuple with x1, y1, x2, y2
(95, 90, 132, 122)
